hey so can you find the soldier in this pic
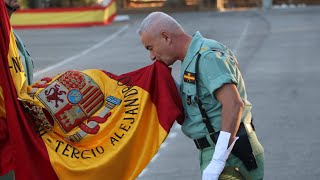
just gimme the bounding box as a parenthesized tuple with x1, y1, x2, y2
(137, 12, 264, 179)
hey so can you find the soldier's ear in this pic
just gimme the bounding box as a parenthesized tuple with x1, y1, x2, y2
(160, 31, 171, 43)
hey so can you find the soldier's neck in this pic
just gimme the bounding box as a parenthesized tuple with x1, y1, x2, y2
(179, 35, 192, 62)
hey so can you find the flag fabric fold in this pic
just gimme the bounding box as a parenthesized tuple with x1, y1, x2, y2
(0, 1, 184, 179)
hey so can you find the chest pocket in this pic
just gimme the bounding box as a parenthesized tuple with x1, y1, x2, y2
(182, 83, 200, 115)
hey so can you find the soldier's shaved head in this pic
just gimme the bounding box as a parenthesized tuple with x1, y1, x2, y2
(137, 12, 184, 37)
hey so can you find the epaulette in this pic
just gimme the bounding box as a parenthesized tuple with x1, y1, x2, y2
(199, 45, 225, 59)
(198, 45, 212, 57)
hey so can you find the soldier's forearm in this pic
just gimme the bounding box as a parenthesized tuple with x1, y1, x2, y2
(220, 101, 243, 146)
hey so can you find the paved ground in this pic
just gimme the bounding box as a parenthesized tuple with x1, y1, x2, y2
(1, 6, 320, 180)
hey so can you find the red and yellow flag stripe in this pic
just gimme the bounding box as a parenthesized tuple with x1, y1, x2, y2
(11, 1, 116, 29)
(1, 1, 58, 178)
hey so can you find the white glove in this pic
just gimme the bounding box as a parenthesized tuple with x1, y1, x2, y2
(202, 131, 238, 180)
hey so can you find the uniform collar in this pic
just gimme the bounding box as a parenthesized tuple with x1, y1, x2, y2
(182, 31, 204, 66)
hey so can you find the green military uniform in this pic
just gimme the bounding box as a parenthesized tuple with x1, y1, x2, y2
(13, 30, 34, 85)
(180, 32, 264, 179)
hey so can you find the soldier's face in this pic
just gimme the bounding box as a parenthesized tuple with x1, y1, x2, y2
(140, 31, 176, 66)
(4, 0, 20, 9)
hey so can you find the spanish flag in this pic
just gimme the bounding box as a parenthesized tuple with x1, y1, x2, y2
(0, 2, 184, 179)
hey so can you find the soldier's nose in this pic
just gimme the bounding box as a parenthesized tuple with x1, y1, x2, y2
(150, 51, 156, 61)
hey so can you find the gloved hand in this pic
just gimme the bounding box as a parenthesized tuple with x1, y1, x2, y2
(202, 131, 238, 180)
